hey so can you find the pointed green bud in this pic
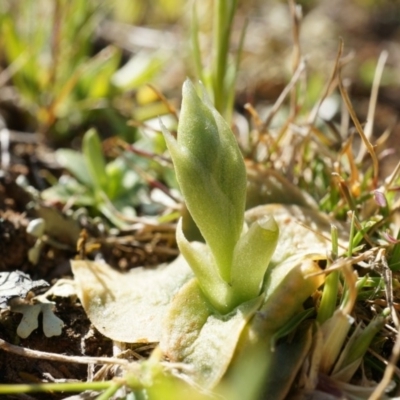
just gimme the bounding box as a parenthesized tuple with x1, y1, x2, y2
(161, 79, 247, 282)
(230, 216, 279, 307)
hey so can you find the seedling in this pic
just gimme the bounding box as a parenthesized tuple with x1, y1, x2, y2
(26, 217, 73, 264)
(26, 218, 46, 265)
(10, 297, 64, 339)
(0, 271, 63, 338)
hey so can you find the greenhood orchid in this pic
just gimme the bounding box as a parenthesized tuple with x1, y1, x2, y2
(161, 80, 279, 313)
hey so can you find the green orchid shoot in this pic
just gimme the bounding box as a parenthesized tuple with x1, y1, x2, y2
(161, 79, 279, 313)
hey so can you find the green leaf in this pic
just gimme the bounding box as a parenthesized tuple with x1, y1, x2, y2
(176, 215, 279, 313)
(230, 216, 279, 306)
(229, 256, 325, 399)
(262, 322, 314, 400)
(331, 312, 388, 382)
(97, 202, 132, 230)
(77, 46, 121, 99)
(105, 157, 141, 200)
(160, 278, 262, 389)
(82, 128, 108, 192)
(104, 159, 125, 200)
(55, 149, 93, 188)
(259, 255, 325, 334)
(111, 50, 167, 90)
(245, 204, 349, 267)
(319, 310, 353, 374)
(176, 219, 231, 314)
(41, 178, 95, 207)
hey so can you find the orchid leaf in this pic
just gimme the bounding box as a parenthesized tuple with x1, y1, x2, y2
(71, 255, 193, 343)
(245, 204, 349, 267)
(262, 322, 314, 400)
(258, 254, 325, 334)
(227, 255, 325, 399)
(230, 216, 279, 306)
(176, 219, 232, 313)
(160, 278, 263, 389)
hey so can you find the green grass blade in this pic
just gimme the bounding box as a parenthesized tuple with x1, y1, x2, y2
(191, 3, 205, 84)
(317, 270, 339, 325)
(82, 128, 108, 193)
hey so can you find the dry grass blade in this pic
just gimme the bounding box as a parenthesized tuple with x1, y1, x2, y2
(332, 173, 357, 212)
(338, 70, 379, 187)
(289, 0, 302, 119)
(340, 79, 351, 138)
(356, 50, 388, 163)
(369, 252, 400, 400)
(0, 53, 27, 87)
(369, 324, 400, 399)
(339, 135, 360, 192)
(0, 338, 131, 366)
(306, 40, 344, 127)
(384, 159, 400, 189)
(147, 83, 179, 121)
(244, 103, 263, 131)
(262, 58, 306, 130)
(310, 248, 379, 276)
(288, 41, 344, 182)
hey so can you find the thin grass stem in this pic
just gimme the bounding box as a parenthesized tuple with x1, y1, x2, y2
(0, 381, 115, 395)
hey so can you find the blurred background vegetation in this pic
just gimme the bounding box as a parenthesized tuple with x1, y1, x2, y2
(1, 0, 400, 143)
(0, 0, 400, 225)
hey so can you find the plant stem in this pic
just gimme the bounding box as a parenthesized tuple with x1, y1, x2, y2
(347, 211, 355, 257)
(96, 382, 124, 400)
(191, 3, 204, 85)
(317, 225, 340, 324)
(212, 0, 237, 116)
(0, 381, 116, 395)
(317, 270, 339, 324)
(226, 17, 247, 122)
